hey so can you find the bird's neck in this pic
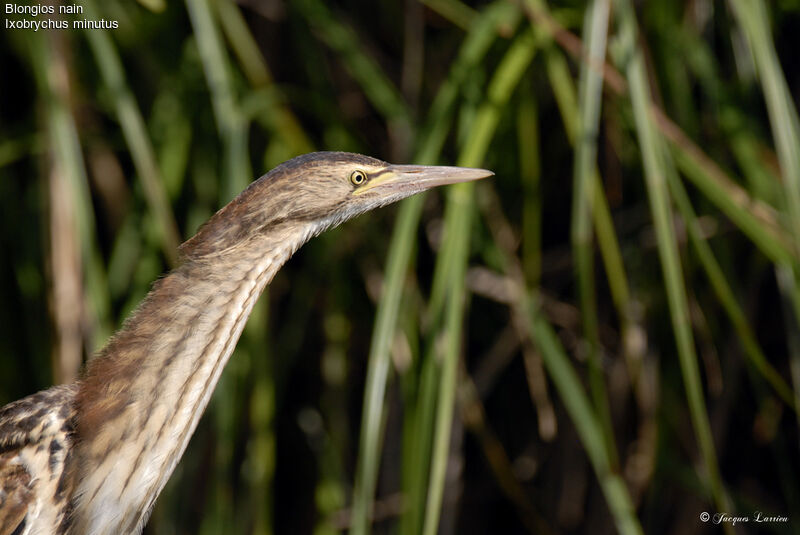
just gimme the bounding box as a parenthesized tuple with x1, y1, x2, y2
(71, 224, 311, 534)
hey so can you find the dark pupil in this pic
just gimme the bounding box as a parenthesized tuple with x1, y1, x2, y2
(355, 173, 363, 183)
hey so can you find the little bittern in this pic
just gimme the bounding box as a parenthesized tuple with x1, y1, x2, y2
(0, 152, 492, 535)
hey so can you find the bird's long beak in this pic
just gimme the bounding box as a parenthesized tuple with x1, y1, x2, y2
(353, 164, 494, 196)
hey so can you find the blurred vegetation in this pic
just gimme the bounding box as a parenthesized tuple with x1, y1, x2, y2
(1, 0, 800, 533)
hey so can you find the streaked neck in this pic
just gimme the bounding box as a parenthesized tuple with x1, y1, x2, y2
(71, 224, 309, 534)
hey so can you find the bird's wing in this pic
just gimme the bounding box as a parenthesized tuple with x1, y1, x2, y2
(0, 385, 78, 535)
(0, 452, 34, 535)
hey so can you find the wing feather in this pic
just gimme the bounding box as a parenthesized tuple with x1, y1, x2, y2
(0, 453, 34, 535)
(0, 385, 78, 535)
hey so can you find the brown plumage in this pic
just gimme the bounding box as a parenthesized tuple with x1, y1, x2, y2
(0, 152, 492, 535)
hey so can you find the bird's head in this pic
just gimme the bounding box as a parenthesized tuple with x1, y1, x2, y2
(180, 152, 493, 259)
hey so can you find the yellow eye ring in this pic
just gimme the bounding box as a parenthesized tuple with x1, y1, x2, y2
(350, 170, 367, 186)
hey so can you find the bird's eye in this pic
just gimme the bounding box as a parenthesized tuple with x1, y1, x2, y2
(350, 170, 367, 186)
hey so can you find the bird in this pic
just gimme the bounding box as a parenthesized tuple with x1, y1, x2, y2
(0, 152, 492, 535)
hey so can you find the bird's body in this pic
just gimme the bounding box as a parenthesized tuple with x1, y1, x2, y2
(0, 152, 492, 535)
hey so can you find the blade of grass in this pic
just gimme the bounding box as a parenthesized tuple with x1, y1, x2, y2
(522, 0, 797, 267)
(401, 11, 527, 531)
(420, 0, 478, 31)
(399, 334, 440, 535)
(524, 300, 642, 535)
(481, 250, 645, 535)
(475, 153, 643, 535)
(348, 5, 520, 534)
(28, 31, 112, 351)
(244, 299, 275, 535)
(136, 0, 165, 12)
(185, 0, 251, 201)
(613, 0, 731, 518)
(545, 49, 579, 142)
(517, 85, 542, 286)
(727, 0, 800, 248)
(423, 26, 539, 535)
(668, 133, 794, 265)
(214, 0, 271, 87)
(591, 184, 635, 359)
(571, 0, 617, 469)
(719, 107, 781, 207)
(82, 0, 182, 265)
(728, 0, 800, 428)
(215, 0, 314, 156)
(667, 175, 795, 409)
(420, 180, 473, 535)
(540, 17, 640, 389)
(293, 0, 409, 127)
(347, 193, 424, 535)
(0, 135, 42, 168)
(416, 2, 520, 167)
(48, 152, 83, 383)
(513, 80, 561, 441)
